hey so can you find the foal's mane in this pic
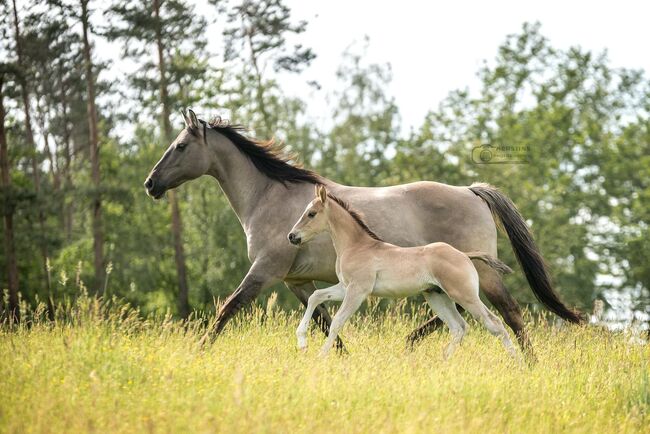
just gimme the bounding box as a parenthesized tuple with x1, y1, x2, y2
(327, 194, 383, 241)
(203, 116, 321, 185)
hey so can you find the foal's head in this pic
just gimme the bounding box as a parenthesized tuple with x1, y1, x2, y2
(288, 185, 331, 245)
(144, 109, 212, 199)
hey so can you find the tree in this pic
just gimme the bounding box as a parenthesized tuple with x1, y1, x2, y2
(320, 40, 399, 186)
(80, 0, 105, 291)
(410, 23, 650, 311)
(10, 0, 52, 306)
(105, 0, 208, 318)
(218, 0, 315, 136)
(0, 68, 20, 321)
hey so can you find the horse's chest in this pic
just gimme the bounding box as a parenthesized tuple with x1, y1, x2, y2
(286, 234, 338, 282)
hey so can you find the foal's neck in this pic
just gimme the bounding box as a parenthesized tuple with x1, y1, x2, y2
(326, 203, 376, 256)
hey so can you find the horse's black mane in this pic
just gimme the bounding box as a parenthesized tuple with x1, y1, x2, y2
(327, 194, 383, 241)
(200, 116, 321, 185)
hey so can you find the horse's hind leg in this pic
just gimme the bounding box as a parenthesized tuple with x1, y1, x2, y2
(406, 315, 445, 347)
(422, 291, 468, 359)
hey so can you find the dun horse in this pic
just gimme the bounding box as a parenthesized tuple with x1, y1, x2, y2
(289, 185, 517, 358)
(144, 109, 582, 355)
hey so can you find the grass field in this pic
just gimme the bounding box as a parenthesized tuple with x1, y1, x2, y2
(0, 295, 648, 433)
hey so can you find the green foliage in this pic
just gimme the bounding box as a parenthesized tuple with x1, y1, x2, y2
(220, 0, 315, 73)
(0, 9, 648, 321)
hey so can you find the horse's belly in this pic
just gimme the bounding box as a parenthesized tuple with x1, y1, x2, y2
(371, 271, 434, 298)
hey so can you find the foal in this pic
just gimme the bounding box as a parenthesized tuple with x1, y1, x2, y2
(288, 185, 519, 359)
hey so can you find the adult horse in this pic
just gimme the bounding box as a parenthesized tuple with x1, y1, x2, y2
(144, 109, 582, 353)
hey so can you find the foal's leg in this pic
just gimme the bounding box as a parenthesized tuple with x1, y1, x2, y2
(319, 285, 370, 357)
(405, 305, 467, 348)
(474, 262, 535, 361)
(453, 295, 519, 360)
(295, 283, 345, 350)
(422, 291, 468, 359)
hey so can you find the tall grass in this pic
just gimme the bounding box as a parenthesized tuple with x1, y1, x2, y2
(0, 294, 648, 433)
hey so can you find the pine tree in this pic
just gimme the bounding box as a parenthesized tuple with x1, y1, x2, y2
(79, 0, 105, 292)
(218, 0, 315, 136)
(105, 0, 208, 318)
(10, 0, 53, 306)
(0, 65, 20, 322)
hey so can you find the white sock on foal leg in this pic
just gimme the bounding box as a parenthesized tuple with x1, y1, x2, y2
(460, 300, 520, 360)
(296, 283, 345, 350)
(423, 291, 468, 359)
(319, 288, 368, 357)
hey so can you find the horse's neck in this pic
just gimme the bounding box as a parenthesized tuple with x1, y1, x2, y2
(206, 133, 273, 225)
(327, 204, 373, 256)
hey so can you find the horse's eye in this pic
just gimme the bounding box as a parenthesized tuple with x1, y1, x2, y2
(308, 211, 316, 218)
(176, 143, 187, 151)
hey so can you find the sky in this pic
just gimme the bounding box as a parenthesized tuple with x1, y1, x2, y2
(96, 0, 650, 134)
(280, 0, 650, 131)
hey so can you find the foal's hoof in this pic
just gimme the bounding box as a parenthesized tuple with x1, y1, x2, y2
(297, 336, 308, 352)
(443, 344, 458, 360)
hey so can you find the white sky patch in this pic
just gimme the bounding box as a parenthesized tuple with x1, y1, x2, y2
(283, 0, 650, 130)
(90, 0, 650, 135)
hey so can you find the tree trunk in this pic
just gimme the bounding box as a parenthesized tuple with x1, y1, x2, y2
(246, 27, 272, 136)
(12, 0, 52, 314)
(81, 0, 105, 292)
(154, 0, 190, 319)
(58, 60, 73, 242)
(0, 77, 20, 322)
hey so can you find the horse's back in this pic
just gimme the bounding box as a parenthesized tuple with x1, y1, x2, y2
(327, 180, 496, 252)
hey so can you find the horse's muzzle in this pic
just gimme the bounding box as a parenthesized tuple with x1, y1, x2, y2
(144, 177, 166, 199)
(288, 233, 301, 245)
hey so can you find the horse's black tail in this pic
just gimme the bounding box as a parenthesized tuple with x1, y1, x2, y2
(469, 183, 584, 323)
(465, 251, 513, 275)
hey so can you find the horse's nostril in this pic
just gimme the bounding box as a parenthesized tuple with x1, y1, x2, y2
(144, 178, 154, 190)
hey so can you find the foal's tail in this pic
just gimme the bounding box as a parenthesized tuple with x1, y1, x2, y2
(468, 183, 584, 323)
(465, 251, 513, 275)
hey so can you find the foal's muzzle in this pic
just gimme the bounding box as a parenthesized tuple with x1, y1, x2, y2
(288, 233, 301, 245)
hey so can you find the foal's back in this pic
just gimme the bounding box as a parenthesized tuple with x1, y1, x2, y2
(358, 241, 477, 299)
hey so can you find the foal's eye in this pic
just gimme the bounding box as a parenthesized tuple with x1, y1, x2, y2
(176, 143, 187, 151)
(308, 211, 316, 218)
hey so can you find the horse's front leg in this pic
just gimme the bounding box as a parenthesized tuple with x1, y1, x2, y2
(293, 283, 345, 350)
(319, 283, 371, 357)
(200, 261, 280, 345)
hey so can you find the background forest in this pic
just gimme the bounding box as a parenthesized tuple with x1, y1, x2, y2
(0, 0, 648, 326)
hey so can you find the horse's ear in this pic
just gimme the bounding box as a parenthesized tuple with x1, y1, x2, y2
(317, 185, 327, 203)
(187, 109, 200, 130)
(181, 109, 191, 128)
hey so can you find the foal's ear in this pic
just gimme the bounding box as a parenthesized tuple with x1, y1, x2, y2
(316, 185, 327, 203)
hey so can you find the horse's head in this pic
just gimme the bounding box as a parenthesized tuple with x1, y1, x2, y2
(288, 185, 330, 245)
(144, 109, 212, 199)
